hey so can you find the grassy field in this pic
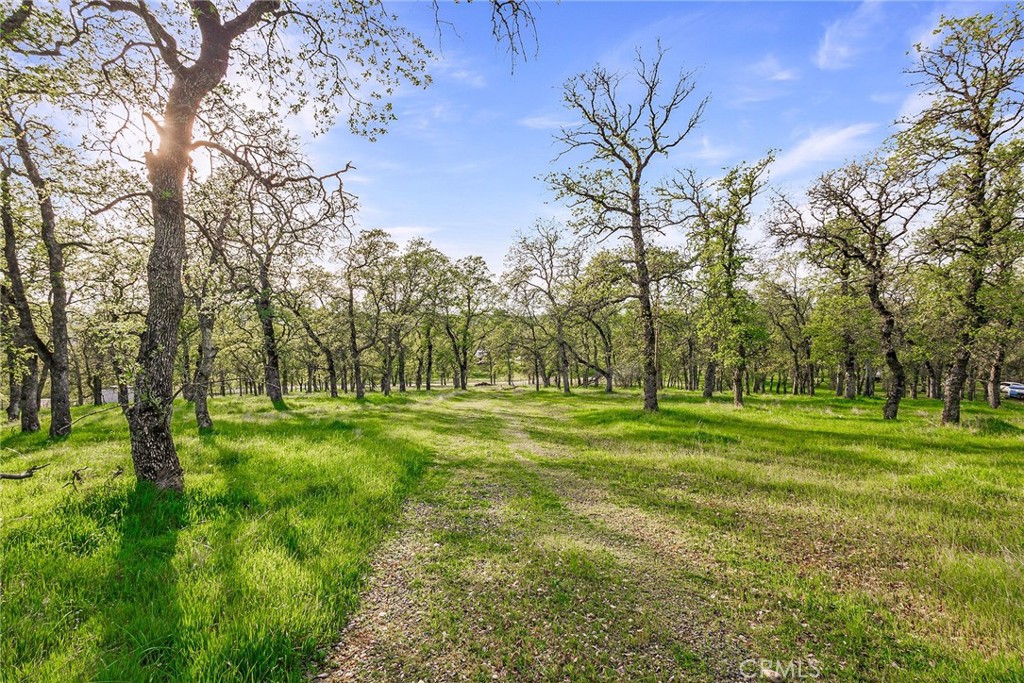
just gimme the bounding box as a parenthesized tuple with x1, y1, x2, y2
(2, 389, 1022, 681)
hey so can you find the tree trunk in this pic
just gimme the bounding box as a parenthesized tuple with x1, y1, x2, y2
(988, 348, 1004, 409)
(5, 346, 18, 421)
(91, 373, 103, 406)
(557, 320, 570, 395)
(942, 347, 970, 425)
(255, 272, 283, 405)
(382, 333, 393, 396)
(124, 16, 272, 489)
(732, 365, 743, 407)
(193, 311, 217, 431)
(630, 217, 659, 410)
(702, 360, 715, 398)
(843, 351, 857, 400)
(398, 340, 407, 392)
(36, 359, 48, 410)
(19, 354, 39, 433)
(7, 119, 72, 439)
(180, 328, 194, 402)
(2, 171, 45, 434)
(425, 335, 433, 391)
(604, 340, 614, 394)
(73, 352, 84, 406)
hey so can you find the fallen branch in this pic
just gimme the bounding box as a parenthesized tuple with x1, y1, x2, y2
(0, 463, 49, 480)
(63, 466, 90, 490)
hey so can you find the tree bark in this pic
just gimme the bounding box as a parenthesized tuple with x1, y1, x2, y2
(843, 351, 857, 400)
(91, 373, 103, 406)
(630, 198, 659, 411)
(6, 115, 72, 438)
(5, 345, 18, 421)
(732, 365, 743, 407)
(397, 339, 407, 392)
(942, 347, 971, 425)
(988, 348, 1004, 409)
(123, 4, 275, 491)
(73, 352, 84, 406)
(865, 279, 903, 419)
(254, 270, 283, 405)
(702, 360, 715, 398)
(347, 280, 365, 399)
(180, 328, 194, 402)
(19, 353, 39, 433)
(193, 311, 217, 431)
(557, 320, 570, 395)
(381, 332, 393, 396)
(425, 334, 433, 391)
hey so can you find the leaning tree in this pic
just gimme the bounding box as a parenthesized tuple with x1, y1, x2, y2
(770, 153, 931, 420)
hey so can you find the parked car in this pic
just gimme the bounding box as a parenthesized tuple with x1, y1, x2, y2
(1002, 382, 1024, 400)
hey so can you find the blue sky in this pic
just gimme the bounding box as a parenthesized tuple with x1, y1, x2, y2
(304, 1, 996, 269)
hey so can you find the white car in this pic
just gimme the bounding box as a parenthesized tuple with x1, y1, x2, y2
(1000, 382, 1024, 400)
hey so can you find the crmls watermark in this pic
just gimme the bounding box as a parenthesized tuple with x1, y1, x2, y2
(738, 658, 822, 680)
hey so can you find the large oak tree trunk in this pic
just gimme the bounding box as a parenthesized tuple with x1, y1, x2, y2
(843, 351, 857, 400)
(124, 5, 275, 490)
(6, 115, 72, 438)
(866, 281, 904, 420)
(942, 346, 971, 425)
(126, 71, 212, 491)
(630, 215, 659, 411)
(91, 373, 103, 406)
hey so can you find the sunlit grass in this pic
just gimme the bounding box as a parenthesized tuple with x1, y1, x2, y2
(2, 388, 1022, 681)
(1, 394, 429, 682)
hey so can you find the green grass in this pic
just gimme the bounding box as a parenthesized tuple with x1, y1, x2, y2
(1, 395, 430, 682)
(2, 389, 1023, 681)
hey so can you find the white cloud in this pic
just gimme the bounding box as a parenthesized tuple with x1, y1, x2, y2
(814, 1, 884, 71)
(448, 69, 487, 88)
(691, 135, 739, 163)
(868, 91, 900, 105)
(751, 54, 799, 82)
(773, 123, 878, 178)
(431, 53, 487, 89)
(517, 114, 577, 130)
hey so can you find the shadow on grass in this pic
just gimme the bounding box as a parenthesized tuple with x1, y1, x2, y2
(96, 483, 185, 680)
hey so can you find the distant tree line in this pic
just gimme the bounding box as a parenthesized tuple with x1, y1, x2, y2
(3, 1, 1022, 493)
